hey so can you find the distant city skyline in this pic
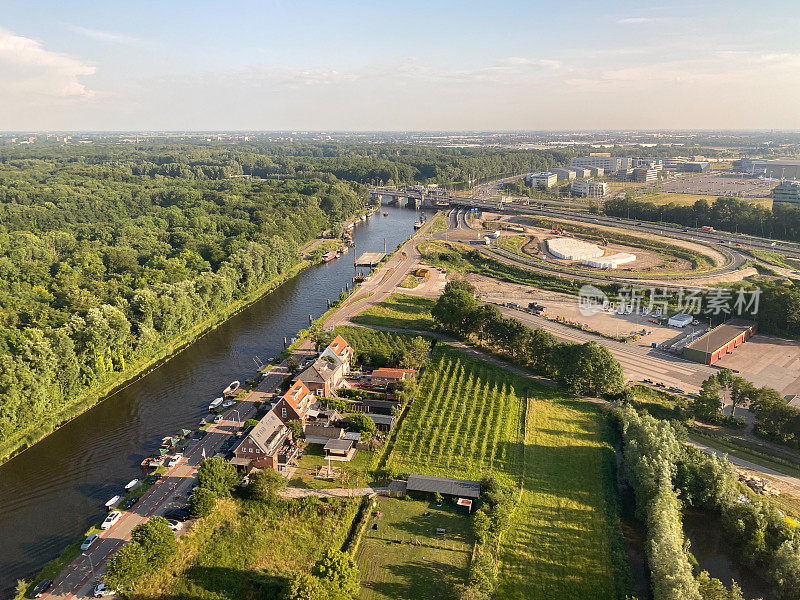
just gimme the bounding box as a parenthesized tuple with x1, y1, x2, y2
(2, 0, 800, 131)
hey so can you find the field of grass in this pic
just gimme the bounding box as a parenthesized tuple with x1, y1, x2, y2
(495, 234, 527, 255)
(748, 248, 800, 270)
(351, 293, 436, 332)
(288, 444, 379, 489)
(357, 497, 472, 600)
(496, 395, 632, 600)
(132, 496, 359, 600)
(399, 274, 423, 289)
(427, 211, 448, 233)
(387, 345, 526, 483)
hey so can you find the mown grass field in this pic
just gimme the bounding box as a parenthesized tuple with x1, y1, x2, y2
(350, 293, 436, 331)
(356, 496, 473, 600)
(387, 345, 526, 483)
(496, 395, 631, 600)
(132, 496, 359, 600)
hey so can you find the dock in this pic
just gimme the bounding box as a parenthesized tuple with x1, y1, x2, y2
(355, 252, 386, 267)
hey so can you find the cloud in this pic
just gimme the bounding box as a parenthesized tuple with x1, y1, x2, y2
(617, 17, 662, 24)
(67, 25, 145, 47)
(0, 27, 96, 99)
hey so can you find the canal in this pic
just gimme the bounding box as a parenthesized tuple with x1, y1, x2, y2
(0, 206, 420, 598)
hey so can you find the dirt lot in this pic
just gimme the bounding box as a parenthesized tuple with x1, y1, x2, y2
(715, 334, 800, 396)
(464, 274, 707, 349)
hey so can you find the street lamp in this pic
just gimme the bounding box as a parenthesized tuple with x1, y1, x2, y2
(231, 409, 241, 427)
(82, 552, 95, 580)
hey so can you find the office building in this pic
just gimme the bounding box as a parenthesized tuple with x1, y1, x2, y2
(570, 155, 632, 173)
(772, 181, 800, 206)
(663, 156, 689, 169)
(527, 171, 557, 189)
(571, 179, 608, 198)
(630, 168, 658, 184)
(734, 158, 800, 179)
(632, 157, 663, 170)
(679, 161, 710, 173)
(552, 168, 576, 181)
(571, 167, 592, 178)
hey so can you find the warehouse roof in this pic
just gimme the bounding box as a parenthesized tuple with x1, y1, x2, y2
(406, 474, 481, 499)
(685, 319, 756, 354)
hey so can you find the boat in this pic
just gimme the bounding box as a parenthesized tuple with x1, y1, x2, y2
(222, 381, 241, 398)
(322, 250, 338, 263)
(383, 212, 388, 216)
(124, 479, 140, 491)
(208, 397, 224, 412)
(105, 495, 121, 509)
(413, 221, 422, 229)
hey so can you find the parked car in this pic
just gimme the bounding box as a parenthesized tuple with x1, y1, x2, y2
(123, 496, 139, 510)
(191, 430, 207, 441)
(147, 473, 162, 485)
(222, 399, 235, 408)
(164, 507, 191, 522)
(213, 414, 223, 424)
(93, 583, 116, 597)
(166, 519, 183, 532)
(29, 580, 52, 598)
(167, 453, 182, 467)
(101, 511, 121, 530)
(80, 533, 99, 551)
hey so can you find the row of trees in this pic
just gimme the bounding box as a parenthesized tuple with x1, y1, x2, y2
(431, 280, 624, 396)
(604, 195, 800, 244)
(695, 370, 800, 448)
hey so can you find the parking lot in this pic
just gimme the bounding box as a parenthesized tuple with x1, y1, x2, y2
(715, 334, 800, 396)
(654, 171, 775, 198)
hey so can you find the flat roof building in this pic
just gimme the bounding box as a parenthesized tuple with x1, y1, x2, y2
(571, 167, 592, 178)
(679, 161, 710, 173)
(552, 168, 576, 181)
(772, 181, 800, 207)
(734, 159, 800, 179)
(527, 171, 558, 189)
(571, 179, 608, 198)
(571, 156, 632, 173)
(630, 168, 658, 184)
(682, 319, 757, 365)
(667, 313, 694, 328)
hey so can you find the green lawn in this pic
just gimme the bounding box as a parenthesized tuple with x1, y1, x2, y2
(357, 497, 472, 600)
(387, 344, 526, 484)
(132, 496, 359, 599)
(351, 293, 436, 331)
(288, 443, 378, 489)
(399, 274, 423, 289)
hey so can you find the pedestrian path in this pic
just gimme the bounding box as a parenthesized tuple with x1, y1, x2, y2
(279, 486, 388, 499)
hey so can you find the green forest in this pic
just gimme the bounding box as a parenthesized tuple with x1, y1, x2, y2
(0, 141, 569, 459)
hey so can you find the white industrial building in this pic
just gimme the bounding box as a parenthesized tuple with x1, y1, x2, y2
(668, 313, 694, 328)
(734, 158, 800, 179)
(772, 181, 800, 206)
(546, 238, 604, 261)
(526, 171, 558, 189)
(552, 168, 576, 181)
(582, 252, 637, 269)
(571, 179, 609, 198)
(570, 155, 632, 173)
(630, 168, 658, 183)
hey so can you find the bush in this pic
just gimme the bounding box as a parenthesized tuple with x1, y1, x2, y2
(197, 456, 241, 496)
(105, 516, 177, 591)
(346, 413, 375, 434)
(247, 468, 287, 502)
(189, 487, 217, 517)
(244, 418, 260, 428)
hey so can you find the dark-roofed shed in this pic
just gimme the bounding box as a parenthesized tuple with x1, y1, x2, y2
(405, 474, 481, 499)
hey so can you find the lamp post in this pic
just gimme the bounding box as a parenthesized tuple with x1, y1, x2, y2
(231, 409, 241, 427)
(83, 552, 95, 580)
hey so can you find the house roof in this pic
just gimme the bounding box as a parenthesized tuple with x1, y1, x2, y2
(370, 368, 416, 380)
(366, 414, 396, 427)
(234, 411, 287, 454)
(324, 438, 354, 452)
(684, 319, 756, 354)
(297, 359, 337, 385)
(406, 474, 481, 499)
(326, 335, 352, 360)
(282, 380, 312, 415)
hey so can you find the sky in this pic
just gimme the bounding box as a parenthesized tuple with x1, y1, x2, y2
(1, 0, 799, 131)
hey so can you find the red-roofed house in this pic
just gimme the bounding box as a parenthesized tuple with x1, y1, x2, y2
(274, 380, 316, 423)
(367, 368, 416, 387)
(320, 335, 354, 372)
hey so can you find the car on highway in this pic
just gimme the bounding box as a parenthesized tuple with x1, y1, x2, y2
(28, 580, 52, 598)
(166, 518, 183, 532)
(80, 533, 99, 551)
(164, 507, 191, 522)
(101, 511, 121, 530)
(123, 496, 139, 510)
(167, 453, 183, 467)
(93, 584, 116, 597)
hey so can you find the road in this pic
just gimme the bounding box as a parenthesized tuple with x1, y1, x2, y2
(41, 361, 294, 600)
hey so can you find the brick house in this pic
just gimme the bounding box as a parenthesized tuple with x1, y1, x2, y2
(273, 380, 316, 424)
(296, 358, 342, 397)
(320, 335, 354, 373)
(230, 410, 299, 472)
(367, 368, 416, 387)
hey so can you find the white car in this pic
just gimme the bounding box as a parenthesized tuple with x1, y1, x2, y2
(80, 533, 98, 551)
(221, 399, 235, 408)
(166, 519, 183, 532)
(93, 584, 116, 598)
(101, 511, 121, 530)
(213, 415, 223, 424)
(167, 453, 183, 467)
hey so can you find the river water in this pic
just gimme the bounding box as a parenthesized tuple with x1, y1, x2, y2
(0, 206, 420, 598)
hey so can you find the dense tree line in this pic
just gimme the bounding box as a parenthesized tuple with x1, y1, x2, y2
(694, 370, 800, 449)
(431, 280, 624, 396)
(604, 195, 800, 243)
(0, 145, 368, 455)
